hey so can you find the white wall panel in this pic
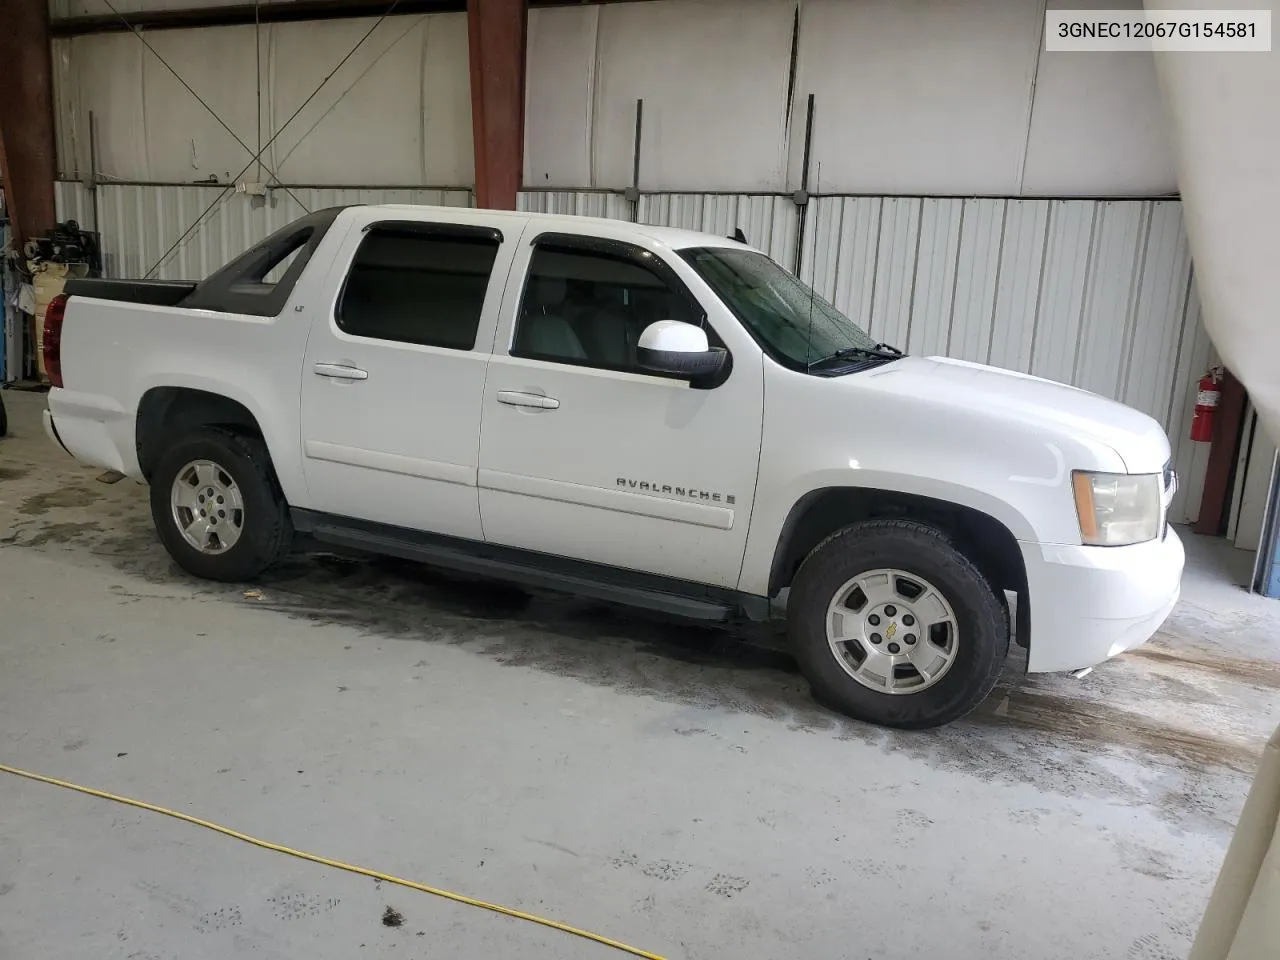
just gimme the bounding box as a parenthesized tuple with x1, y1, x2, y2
(868, 198, 921, 348)
(793, 0, 1042, 195)
(53, 34, 147, 180)
(590, 0, 794, 191)
(988, 201, 1049, 372)
(524, 6, 599, 189)
(1023, 0, 1177, 196)
(1030, 202, 1096, 384)
(52, 14, 473, 186)
(1122, 202, 1193, 421)
(521, 0, 1175, 198)
(908, 199, 964, 357)
(1073, 202, 1145, 397)
(54, 27, 262, 183)
(268, 14, 472, 186)
(946, 198, 1005, 362)
(144, 25, 263, 183)
(813, 199, 881, 334)
(54, 181, 96, 229)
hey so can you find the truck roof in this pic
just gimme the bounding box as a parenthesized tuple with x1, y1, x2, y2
(358, 204, 750, 252)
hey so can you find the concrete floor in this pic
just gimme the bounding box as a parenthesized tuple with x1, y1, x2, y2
(2, 389, 1279, 960)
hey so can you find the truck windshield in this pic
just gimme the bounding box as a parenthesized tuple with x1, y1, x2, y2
(680, 247, 888, 372)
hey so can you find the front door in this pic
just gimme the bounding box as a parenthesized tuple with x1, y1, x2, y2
(300, 210, 523, 539)
(477, 231, 764, 589)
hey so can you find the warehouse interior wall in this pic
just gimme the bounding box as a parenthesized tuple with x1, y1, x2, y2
(52, 13, 475, 188)
(523, 0, 1175, 196)
(55, 0, 1176, 197)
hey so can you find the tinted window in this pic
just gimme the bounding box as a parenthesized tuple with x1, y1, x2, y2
(337, 227, 500, 350)
(681, 247, 881, 371)
(513, 244, 704, 369)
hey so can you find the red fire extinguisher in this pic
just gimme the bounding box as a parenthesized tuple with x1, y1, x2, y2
(1190, 367, 1223, 443)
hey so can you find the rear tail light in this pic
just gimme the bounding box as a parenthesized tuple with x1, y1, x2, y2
(43, 293, 69, 389)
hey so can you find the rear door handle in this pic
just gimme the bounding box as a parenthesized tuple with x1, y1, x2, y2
(496, 390, 559, 410)
(314, 362, 368, 381)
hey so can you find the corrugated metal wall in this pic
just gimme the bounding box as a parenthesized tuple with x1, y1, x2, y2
(55, 182, 471, 280)
(56, 181, 1213, 523)
(518, 192, 801, 268)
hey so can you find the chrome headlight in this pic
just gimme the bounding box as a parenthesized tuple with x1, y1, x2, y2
(1071, 471, 1161, 546)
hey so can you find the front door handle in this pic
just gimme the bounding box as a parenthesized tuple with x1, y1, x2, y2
(314, 362, 368, 381)
(496, 390, 559, 410)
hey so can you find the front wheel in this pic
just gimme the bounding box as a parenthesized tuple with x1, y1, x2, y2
(149, 428, 293, 582)
(788, 519, 1008, 729)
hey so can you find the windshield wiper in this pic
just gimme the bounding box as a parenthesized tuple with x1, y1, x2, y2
(807, 343, 904, 369)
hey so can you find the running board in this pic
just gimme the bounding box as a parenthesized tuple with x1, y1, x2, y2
(291, 509, 739, 622)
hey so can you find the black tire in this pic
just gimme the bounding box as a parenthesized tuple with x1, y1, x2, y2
(788, 519, 1007, 730)
(0, 392, 7, 438)
(149, 427, 293, 582)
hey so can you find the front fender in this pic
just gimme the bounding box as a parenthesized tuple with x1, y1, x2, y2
(737, 469, 1041, 597)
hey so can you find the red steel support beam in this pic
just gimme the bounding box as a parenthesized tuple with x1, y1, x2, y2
(1194, 370, 1249, 537)
(0, 0, 58, 246)
(467, 0, 526, 210)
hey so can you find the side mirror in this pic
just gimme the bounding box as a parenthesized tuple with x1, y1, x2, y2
(636, 320, 727, 378)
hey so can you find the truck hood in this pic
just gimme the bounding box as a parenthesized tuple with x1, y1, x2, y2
(861, 356, 1171, 473)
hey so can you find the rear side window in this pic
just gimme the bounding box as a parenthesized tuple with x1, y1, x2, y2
(337, 225, 500, 350)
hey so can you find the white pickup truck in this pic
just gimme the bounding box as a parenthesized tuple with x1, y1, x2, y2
(41, 204, 1184, 728)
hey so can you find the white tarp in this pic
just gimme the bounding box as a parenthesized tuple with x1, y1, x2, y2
(1188, 724, 1280, 959)
(1148, 0, 1280, 450)
(1144, 2, 1280, 953)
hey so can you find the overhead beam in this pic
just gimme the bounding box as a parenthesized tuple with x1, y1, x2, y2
(50, 0, 644, 37)
(468, 0, 526, 210)
(0, 0, 57, 246)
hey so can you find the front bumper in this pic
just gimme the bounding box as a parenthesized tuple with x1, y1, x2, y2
(1020, 526, 1185, 673)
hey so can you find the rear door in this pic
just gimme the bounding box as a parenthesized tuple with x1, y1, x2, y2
(299, 209, 524, 539)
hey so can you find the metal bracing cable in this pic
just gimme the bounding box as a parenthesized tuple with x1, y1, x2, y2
(99, 0, 311, 216)
(139, 0, 406, 278)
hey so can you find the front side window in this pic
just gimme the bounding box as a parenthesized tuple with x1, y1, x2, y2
(337, 225, 500, 350)
(680, 247, 889, 372)
(513, 242, 705, 371)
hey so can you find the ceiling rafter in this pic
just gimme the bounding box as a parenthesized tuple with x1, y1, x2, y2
(51, 0, 654, 38)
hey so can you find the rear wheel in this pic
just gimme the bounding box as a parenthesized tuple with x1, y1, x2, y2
(149, 428, 292, 582)
(788, 519, 1007, 729)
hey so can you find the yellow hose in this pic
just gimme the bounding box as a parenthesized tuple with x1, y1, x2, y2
(0, 762, 667, 960)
